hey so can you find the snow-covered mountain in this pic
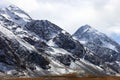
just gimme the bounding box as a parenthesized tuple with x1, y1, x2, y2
(0, 5, 120, 77)
(73, 25, 120, 75)
(0, 5, 32, 26)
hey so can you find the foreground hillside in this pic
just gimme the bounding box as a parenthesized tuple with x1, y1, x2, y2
(0, 73, 120, 80)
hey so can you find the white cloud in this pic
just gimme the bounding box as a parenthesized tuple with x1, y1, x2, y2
(0, 0, 10, 8)
(7, 0, 39, 12)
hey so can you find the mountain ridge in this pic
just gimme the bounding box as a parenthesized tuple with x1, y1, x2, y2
(0, 5, 120, 77)
(73, 25, 120, 74)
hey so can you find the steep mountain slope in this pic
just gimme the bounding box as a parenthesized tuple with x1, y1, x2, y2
(0, 5, 119, 77)
(0, 5, 78, 77)
(0, 23, 78, 77)
(25, 20, 110, 76)
(73, 25, 120, 74)
(0, 24, 50, 76)
(25, 20, 85, 59)
(0, 5, 32, 26)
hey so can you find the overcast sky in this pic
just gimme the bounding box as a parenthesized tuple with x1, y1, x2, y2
(0, 0, 120, 43)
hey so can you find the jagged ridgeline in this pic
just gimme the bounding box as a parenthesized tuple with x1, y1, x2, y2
(0, 5, 120, 77)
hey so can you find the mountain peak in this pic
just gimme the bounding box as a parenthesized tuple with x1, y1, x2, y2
(25, 20, 63, 41)
(80, 24, 97, 32)
(0, 5, 32, 26)
(82, 24, 92, 29)
(0, 5, 22, 12)
(73, 25, 94, 37)
(7, 5, 20, 10)
(74, 25, 105, 37)
(73, 24, 120, 53)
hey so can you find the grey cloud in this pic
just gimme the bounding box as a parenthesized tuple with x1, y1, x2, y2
(0, 0, 10, 8)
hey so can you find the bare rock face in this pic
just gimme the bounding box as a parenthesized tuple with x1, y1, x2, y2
(0, 5, 120, 77)
(73, 25, 120, 74)
(25, 20, 62, 41)
(0, 5, 85, 77)
(0, 31, 50, 76)
(53, 32, 85, 58)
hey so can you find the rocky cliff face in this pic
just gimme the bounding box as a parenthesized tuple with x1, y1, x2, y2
(0, 5, 88, 77)
(0, 5, 120, 77)
(73, 25, 120, 74)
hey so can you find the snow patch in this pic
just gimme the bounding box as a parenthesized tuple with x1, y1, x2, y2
(104, 43, 118, 52)
(35, 66, 42, 71)
(14, 12, 31, 22)
(61, 30, 66, 34)
(50, 47, 70, 55)
(0, 25, 15, 39)
(79, 40, 86, 44)
(47, 40, 57, 47)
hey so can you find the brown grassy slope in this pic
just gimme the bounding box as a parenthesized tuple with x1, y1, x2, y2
(1, 73, 120, 80)
(5, 76, 120, 80)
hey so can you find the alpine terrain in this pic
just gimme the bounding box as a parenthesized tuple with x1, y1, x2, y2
(0, 5, 120, 77)
(73, 25, 120, 75)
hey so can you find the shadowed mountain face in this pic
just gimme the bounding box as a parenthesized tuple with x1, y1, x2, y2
(25, 20, 62, 41)
(0, 5, 85, 77)
(0, 29, 50, 76)
(73, 25, 120, 74)
(0, 5, 120, 77)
